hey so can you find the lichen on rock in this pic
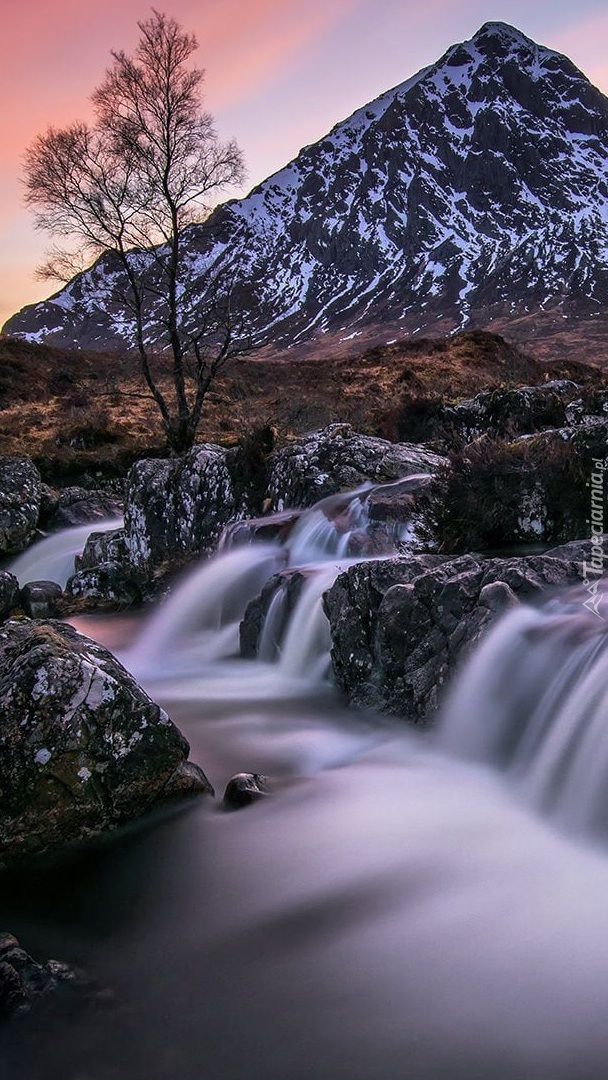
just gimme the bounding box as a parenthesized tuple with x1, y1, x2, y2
(0, 618, 213, 865)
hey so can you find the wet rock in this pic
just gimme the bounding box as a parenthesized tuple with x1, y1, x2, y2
(76, 527, 129, 572)
(65, 565, 142, 609)
(325, 552, 583, 722)
(365, 475, 434, 535)
(19, 581, 63, 619)
(0, 457, 42, 556)
(266, 424, 445, 511)
(124, 446, 242, 578)
(41, 486, 124, 531)
(220, 511, 302, 549)
(222, 773, 268, 810)
(0, 931, 108, 1019)
(0, 618, 213, 865)
(0, 573, 20, 622)
(240, 570, 307, 659)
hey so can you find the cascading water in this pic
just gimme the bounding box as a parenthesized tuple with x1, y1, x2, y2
(7, 489, 608, 1080)
(437, 590, 608, 839)
(8, 516, 123, 588)
(124, 479, 408, 688)
(123, 543, 286, 678)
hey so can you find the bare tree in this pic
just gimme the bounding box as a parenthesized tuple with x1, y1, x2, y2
(24, 9, 247, 451)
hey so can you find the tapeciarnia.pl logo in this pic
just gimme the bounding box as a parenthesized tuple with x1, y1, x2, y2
(582, 458, 606, 619)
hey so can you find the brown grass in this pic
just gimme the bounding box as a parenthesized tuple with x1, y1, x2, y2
(0, 330, 600, 483)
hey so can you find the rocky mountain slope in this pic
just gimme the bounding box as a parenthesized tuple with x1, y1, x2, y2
(5, 21, 608, 357)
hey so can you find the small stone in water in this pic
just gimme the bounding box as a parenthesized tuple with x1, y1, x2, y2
(222, 773, 269, 811)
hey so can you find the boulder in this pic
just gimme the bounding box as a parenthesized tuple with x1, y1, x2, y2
(19, 581, 63, 619)
(0, 457, 41, 556)
(123, 446, 242, 578)
(76, 527, 129, 572)
(266, 424, 445, 511)
(324, 552, 584, 722)
(0, 573, 20, 622)
(443, 381, 579, 443)
(0, 931, 107, 1019)
(222, 773, 268, 810)
(65, 566, 143, 609)
(365, 475, 433, 524)
(0, 619, 213, 865)
(40, 485, 124, 531)
(240, 570, 308, 659)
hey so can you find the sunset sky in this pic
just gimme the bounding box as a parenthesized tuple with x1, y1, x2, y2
(2, 0, 608, 329)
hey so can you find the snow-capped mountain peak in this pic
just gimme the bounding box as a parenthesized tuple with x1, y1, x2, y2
(6, 23, 608, 353)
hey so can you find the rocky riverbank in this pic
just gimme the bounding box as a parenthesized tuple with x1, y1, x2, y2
(1, 378, 603, 851)
(0, 372, 604, 1030)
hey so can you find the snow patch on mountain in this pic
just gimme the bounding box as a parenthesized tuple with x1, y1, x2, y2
(5, 21, 608, 351)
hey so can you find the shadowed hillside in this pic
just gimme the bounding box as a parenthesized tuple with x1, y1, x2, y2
(0, 330, 599, 483)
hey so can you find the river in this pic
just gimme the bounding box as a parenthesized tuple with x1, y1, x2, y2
(3, 491, 608, 1080)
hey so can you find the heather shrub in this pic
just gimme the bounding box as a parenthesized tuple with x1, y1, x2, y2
(419, 433, 592, 552)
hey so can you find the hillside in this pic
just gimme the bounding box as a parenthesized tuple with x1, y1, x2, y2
(0, 330, 599, 482)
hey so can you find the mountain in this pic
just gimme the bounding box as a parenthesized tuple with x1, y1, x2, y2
(5, 21, 608, 358)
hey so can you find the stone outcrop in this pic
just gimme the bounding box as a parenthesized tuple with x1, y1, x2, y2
(324, 551, 584, 722)
(0, 457, 41, 556)
(0, 573, 20, 622)
(0, 619, 213, 865)
(19, 581, 63, 620)
(0, 932, 107, 1019)
(39, 485, 124, 531)
(432, 380, 580, 445)
(123, 445, 242, 579)
(419, 419, 606, 550)
(266, 425, 444, 511)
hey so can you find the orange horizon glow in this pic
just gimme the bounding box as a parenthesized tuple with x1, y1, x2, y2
(2, 0, 608, 329)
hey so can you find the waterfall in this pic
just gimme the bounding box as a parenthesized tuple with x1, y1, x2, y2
(13, 483, 608, 1080)
(277, 565, 339, 681)
(437, 591, 608, 838)
(8, 517, 123, 588)
(124, 544, 285, 678)
(122, 477, 420, 689)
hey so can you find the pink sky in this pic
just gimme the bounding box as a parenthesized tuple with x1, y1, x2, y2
(2, 0, 608, 329)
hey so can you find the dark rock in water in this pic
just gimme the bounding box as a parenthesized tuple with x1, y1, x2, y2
(220, 510, 302, 549)
(41, 485, 124, 531)
(0, 931, 108, 1019)
(266, 424, 444, 511)
(0, 457, 41, 556)
(65, 565, 142, 609)
(240, 570, 308, 659)
(19, 581, 63, 619)
(222, 773, 268, 810)
(124, 446, 242, 579)
(0, 573, 19, 622)
(0, 618, 213, 865)
(365, 476, 434, 545)
(323, 555, 447, 699)
(76, 527, 129, 571)
(325, 552, 584, 722)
